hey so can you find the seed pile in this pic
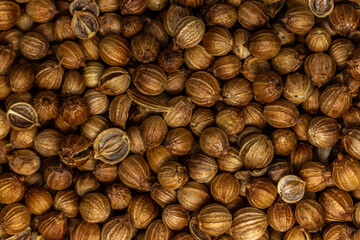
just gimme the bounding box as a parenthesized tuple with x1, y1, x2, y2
(1, 0, 360, 239)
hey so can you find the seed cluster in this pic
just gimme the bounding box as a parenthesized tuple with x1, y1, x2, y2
(1, 0, 360, 239)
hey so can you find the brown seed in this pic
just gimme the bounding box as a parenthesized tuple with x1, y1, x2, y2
(7, 60, 34, 93)
(305, 28, 331, 52)
(83, 89, 109, 115)
(195, 203, 232, 236)
(186, 71, 221, 107)
(99, 35, 131, 66)
(239, 133, 274, 169)
(93, 128, 130, 164)
(177, 181, 211, 212)
(164, 128, 194, 156)
(101, 215, 134, 240)
(305, 53, 336, 87)
(145, 219, 173, 240)
(131, 33, 160, 64)
(162, 204, 190, 230)
(26, 0, 56, 23)
(253, 71, 283, 104)
(61, 70, 85, 96)
(187, 154, 218, 183)
(240, 56, 270, 82)
(271, 48, 305, 76)
(0, 29, 23, 53)
(93, 162, 118, 182)
(319, 84, 352, 118)
(200, 127, 229, 157)
(228, 207, 268, 240)
(105, 183, 132, 210)
(0, 203, 31, 235)
(323, 223, 355, 240)
(308, 0, 334, 18)
(184, 45, 214, 70)
(281, 6, 315, 34)
(329, 38, 355, 69)
(60, 96, 90, 126)
(150, 183, 177, 207)
(54, 15, 77, 42)
(69, 0, 99, 16)
(36, 60, 64, 90)
(58, 134, 91, 167)
(158, 48, 184, 73)
(79, 193, 110, 223)
(53, 189, 79, 218)
(202, 27, 234, 56)
(319, 188, 353, 222)
(332, 154, 360, 191)
(299, 161, 331, 193)
(0, 1, 21, 30)
(71, 11, 99, 40)
(173, 16, 205, 49)
(118, 155, 151, 192)
(98, 13, 121, 37)
(271, 129, 297, 156)
(140, 115, 168, 150)
(277, 175, 306, 204)
(246, 178, 277, 209)
(283, 72, 313, 105)
(217, 146, 243, 173)
(39, 212, 67, 240)
(295, 199, 325, 233)
(222, 78, 253, 107)
(44, 161, 72, 191)
(163, 96, 195, 128)
(108, 94, 132, 129)
(121, 15, 144, 38)
(329, 3, 359, 37)
(290, 142, 314, 172)
(158, 161, 188, 190)
(292, 113, 311, 141)
(242, 103, 266, 129)
(128, 195, 159, 229)
(308, 116, 341, 148)
(209, 54, 242, 80)
(79, 36, 100, 61)
(20, 32, 49, 60)
(25, 186, 52, 215)
(0, 76, 10, 100)
(232, 29, 251, 60)
(283, 226, 311, 240)
(264, 99, 300, 128)
(162, 5, 189, 37)
(215, 107, 245, 135)
(7, 149, 40, 176)
(267, 200, 295, 232)
(247, 30, 281, 60)
(237, 1, 269, 30)
(75, 172, 100, 197)
(33, 91, 61, 121)
(56, 41, 86, 69)
(190, 108, 215, 137)
(132, 64, 167, 96)
(9, 127, 37, 150)
(204, 3, 237, 28)
(80, 115, 110, 143)
(71, 221, 100, 240)
(6, 102, 39, 131)
(120, 0, 148, 15)
(97, 67, 131, 96)
(211, 173, 240, 204)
